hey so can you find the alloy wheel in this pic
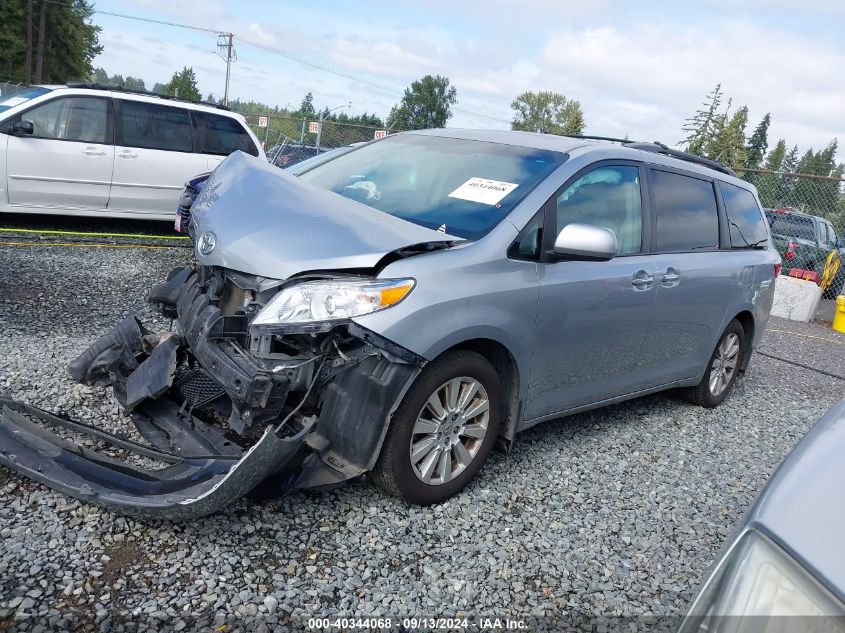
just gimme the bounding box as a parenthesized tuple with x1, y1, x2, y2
(709, 333, 740, 396)
(409, 377, 490, 485)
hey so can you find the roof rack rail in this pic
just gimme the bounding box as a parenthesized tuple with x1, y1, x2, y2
(564, 134, 736, 177)
(65, 81, 230, 111)
(623, 141, 736, 177)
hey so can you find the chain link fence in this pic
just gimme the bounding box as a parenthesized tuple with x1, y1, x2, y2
(735, 167, 845, 300)
(241, 114, 392, 169)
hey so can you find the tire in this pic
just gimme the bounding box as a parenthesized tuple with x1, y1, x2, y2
(371, 350, 503, 504)
(681, 320, 746, 408)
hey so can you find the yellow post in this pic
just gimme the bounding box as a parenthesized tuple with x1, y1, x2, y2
(833, 296, 845, 333)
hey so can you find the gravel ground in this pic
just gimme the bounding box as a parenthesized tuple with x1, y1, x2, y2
(1, 242, 843, 631)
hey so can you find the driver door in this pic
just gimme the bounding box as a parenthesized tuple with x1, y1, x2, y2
(524, 162, 659, 420)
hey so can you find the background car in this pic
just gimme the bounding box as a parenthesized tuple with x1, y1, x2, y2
(765, 207, 845, 295)
(0, 82, 264, 220)
(680, 398, 845, 631)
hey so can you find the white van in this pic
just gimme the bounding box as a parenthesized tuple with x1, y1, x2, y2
(0, 82, 263, 220)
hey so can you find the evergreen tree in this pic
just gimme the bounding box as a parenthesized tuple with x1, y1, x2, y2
(298, 92, 315, 116)
(163, 67, 201, 101)
(681, 83, 723, 156)
(756, 139, 787, 207)
(706, 104, 748, 166)
(744, 113, 770, 169)
(387, 75, 457, 130)
(92, 66, 108, 83)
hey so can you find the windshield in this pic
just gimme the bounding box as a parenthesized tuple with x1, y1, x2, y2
(285, 145, 357, 174)
(766, 212, 816, 241)
(0, 86, 51, 112)
(298, 134, 567, 240)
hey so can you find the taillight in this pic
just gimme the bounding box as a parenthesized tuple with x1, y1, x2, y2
(786, 241, 798, 260)
(774, 262, 782, 277)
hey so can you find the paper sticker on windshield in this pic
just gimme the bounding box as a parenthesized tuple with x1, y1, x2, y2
(448, 177, 518, 206)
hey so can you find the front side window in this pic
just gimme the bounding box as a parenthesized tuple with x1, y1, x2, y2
(718, 182, 768, 248)
(652, 169, 719, 252)
(16, 97, 108, 143)
(299, 134, 567, 240)
(195, 111, 258, 157)
(120, 100, 192, 152)
(553, 165, 642, 255)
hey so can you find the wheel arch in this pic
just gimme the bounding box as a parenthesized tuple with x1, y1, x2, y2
(440, 338, 522, 444)
(733, 309, 755, 371)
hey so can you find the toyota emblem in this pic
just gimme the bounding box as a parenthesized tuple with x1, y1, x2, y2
(198, 231, 217, 255)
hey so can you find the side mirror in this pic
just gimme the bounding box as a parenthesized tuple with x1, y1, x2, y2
(12, 120, 34, 136)
(552, 223, 618, 261)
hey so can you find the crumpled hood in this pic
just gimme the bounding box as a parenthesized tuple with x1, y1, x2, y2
(190, 151, 457, 279)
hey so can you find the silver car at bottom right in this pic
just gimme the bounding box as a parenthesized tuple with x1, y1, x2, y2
(680, 399, 845, 632)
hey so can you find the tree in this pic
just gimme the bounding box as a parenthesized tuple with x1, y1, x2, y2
(386, 74, 457, 130)
(0, 0, 101, 83)
(298, 92, 315, 116)
(91, 66, 108, 83)
(164, 67, 201, 101)
(123, 76, 145, 91)
(705, 105, 748, 166)
(681, 83, 723, 156)
(510, 91, 585, 135)
(744, 113, 770, 169)
(755, 138, 787, 207)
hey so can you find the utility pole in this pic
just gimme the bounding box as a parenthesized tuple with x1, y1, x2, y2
(217, 33, 235, 107)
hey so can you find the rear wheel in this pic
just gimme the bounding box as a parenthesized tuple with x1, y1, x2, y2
(372, 350, 502, 504)
(681, 320, 745, 408)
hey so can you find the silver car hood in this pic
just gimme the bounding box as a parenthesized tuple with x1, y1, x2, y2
(190, 151, 457, 280)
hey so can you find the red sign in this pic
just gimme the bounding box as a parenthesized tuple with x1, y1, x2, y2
(309, 121, 320, 134)
(258, 116, 268, 128)
(374, 129, 387, 139)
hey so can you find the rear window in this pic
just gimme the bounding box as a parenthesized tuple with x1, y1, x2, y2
(652, 169, 719, 251)
(719, 182, 768, 248)
(194, 111, 258, 157)
(120, 100, 193, 152)
(766, 212, 815, 241)
(298, 134, 567, 240)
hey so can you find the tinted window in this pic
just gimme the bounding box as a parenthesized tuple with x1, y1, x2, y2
(195, 111, 258, 157)
(0, 86, 51, 112)
(120, 100, 192, 152)
(554, 165, 642, 254)
(652, 170, 719, 251)
(299, 135, 566, 240)
(18, 97, 108, 143)
(718, 182, 768, 248)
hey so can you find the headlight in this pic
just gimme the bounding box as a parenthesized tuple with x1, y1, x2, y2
(251, 278, 415, 325)
(681, 530, 845, 632)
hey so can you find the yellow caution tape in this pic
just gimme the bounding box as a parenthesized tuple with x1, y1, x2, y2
(820, 250, 841, 291)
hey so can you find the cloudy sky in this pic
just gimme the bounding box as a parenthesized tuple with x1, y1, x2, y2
(93, 0, 844, 155)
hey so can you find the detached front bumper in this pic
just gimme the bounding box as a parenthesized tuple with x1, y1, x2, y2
(0, 267, 423, 519)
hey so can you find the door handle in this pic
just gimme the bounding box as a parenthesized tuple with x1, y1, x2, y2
(117, 150, 138, 159)
(82, 147, 106, 156)
(661, 267, 681, 285)
(632, 272, 654, 289)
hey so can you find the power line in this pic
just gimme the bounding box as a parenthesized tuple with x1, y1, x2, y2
(87, 8, 510, 124)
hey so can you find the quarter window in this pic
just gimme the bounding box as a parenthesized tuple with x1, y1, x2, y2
(553, 165, 642, 255)
(194, 111, 258, 157)
(120, 100, 193, 152)
(718, 182, 768, 248)
(18, 97, 108, 143)
(652, 170, 719, 252)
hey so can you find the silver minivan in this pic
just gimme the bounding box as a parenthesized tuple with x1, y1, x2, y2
(0, 130, 778, 518)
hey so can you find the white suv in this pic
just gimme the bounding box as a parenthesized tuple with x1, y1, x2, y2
(0, 82, 263, 220)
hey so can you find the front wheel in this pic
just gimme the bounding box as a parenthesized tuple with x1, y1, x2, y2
(681, 320, 745, 408)
(372, 350, 503, 504)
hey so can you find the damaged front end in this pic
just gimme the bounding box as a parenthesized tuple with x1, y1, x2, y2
(0, 266, 424, 519)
